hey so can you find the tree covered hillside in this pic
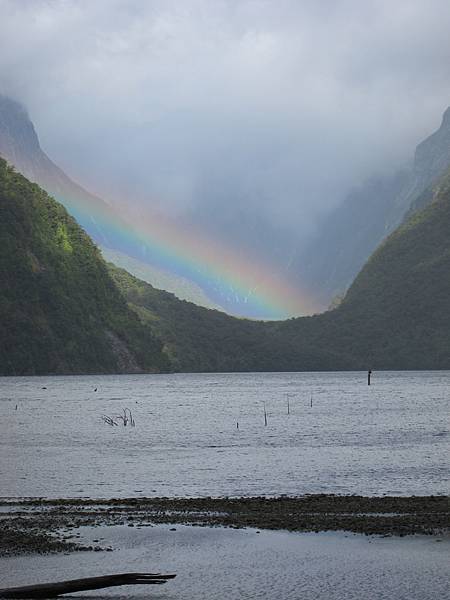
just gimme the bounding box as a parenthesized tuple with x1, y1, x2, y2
(337, 168, 450, 368)
(0, 158, 170, 375)
(114, 166, 450, 372)
(275, 166, 450, 370)
(2, 155, 450, 375)
(110, 265, 358, 372)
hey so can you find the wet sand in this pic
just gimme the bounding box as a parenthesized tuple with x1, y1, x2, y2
(1, 495, 448, 556)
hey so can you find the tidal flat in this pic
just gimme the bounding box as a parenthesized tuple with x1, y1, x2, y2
(0, 499, 449, 600)
(1, 495, 449, 556)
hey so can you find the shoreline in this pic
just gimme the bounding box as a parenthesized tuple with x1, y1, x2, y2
(2, 494, 448, 556)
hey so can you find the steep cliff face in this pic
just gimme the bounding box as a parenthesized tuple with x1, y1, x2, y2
(404, 107, 450, 215)
(0, 95, 107, 214)
(289, 107, 450, 308)
(0, 96, 41, 167)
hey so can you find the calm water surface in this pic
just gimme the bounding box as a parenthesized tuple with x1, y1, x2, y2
(1, 525, 448, 600)
(0, 371, 448, 498)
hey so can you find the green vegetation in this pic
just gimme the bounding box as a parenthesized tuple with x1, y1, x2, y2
(333, 169, 450, 368)
(0, 158, 170, 375)
(110, 265, 273, 371)
(2, 156, 450, 374)
(270, 168, 450, 370)
(111, 264, 359, 372)
(113, 167, 450, 371)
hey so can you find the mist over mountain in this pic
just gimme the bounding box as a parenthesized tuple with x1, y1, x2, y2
(2, 1, 450, 318)
(2, 144, 450, 374)
(290, 107, 450, 308)
(0, 94, 317, 318)
(112, 162, 450, 371)
(0, 92, 302, 317)
(405, 107, 450, 215)
(0, 95, 226, 312)
(1, 1, 450, 317)
(0, 96, 108, 216)
(2, 94, 450, 318)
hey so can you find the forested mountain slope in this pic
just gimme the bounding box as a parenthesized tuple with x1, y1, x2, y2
(338, 168, 450, 367)
(0, 95, 224, 311)
(114, 167, 450, 371)
(110, 264, 353, 372)
(2, 156, 450, 374)
(276, 167, 450, 369)
(0, 158, 169, 375)
(2, 95, 450, 323)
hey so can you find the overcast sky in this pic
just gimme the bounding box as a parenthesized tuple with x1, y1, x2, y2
(1, 0, 450, 236)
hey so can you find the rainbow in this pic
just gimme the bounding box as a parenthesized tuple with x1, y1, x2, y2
(57, 189, 317, 320)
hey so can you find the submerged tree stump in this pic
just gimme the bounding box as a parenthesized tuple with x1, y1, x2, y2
(0, 572, 176, 598)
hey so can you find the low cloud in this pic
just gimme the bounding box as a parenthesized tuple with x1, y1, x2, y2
(1, 0, 450, 237)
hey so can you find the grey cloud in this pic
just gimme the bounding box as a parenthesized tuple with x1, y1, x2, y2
(0, 0, 450, 234)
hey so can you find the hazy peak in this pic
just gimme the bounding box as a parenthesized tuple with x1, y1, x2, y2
(0, 94, 41, 158)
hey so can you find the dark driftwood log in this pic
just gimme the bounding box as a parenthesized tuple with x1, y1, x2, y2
(0, 572, 176, 598)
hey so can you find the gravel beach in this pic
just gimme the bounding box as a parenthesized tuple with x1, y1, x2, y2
(1, 494, 448, 556)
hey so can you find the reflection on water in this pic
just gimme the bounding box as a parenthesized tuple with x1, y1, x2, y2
(0, 371, 449, 498)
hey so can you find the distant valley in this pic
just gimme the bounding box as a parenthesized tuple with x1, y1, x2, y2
(1, 145, 450, 373)
(2, 95, 449, 318)
(289, 107, 450, 309)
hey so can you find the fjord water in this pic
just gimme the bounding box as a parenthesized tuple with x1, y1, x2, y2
(0, 371, 448, 498)
(2, 526, 449, 600)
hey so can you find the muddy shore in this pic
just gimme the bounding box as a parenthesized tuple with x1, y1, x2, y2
(1, 495, 448, 556)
